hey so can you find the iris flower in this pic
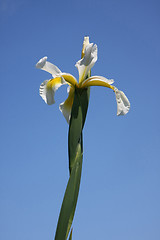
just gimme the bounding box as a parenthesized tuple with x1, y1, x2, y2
(36, 37, 130, 123)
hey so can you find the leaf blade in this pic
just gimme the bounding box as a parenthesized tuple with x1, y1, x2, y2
(54, 142, 83, 240)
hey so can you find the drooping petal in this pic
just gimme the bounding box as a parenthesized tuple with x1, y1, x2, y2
(80, 76, 130, 116)
(114, 87, 130, 115)
(81, 76, 114, 88)
(81, 76, 114, 89)
(60, 73, 78, 87)
(75, 43, 98, 83)
(36, 56, 62, 78)
(39, 77, 62, 105)
(59, 86, 75, 123)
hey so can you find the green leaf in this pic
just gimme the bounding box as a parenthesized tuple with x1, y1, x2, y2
(54, 142, 83, 240)
(68, 88, 83, 173)
(55, 86, 90, 240)
(80, 87, 90, 128)
(68, 87, 90, 173)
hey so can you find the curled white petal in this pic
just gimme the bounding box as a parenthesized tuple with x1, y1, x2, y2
(59, 86, 74, 123)
(36, 56, 48, 69)
(114, 87, 130, 115)
(36, 56, 62, 78)
(75, 43, 98, 83)
(59, 86, 71, 124)
(39, 79, 62, 105)
(59, 102, 71, 124)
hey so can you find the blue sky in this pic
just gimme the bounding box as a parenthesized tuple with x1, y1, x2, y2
(0, 0, 160, 239)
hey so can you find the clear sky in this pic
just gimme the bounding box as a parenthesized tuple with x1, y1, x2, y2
(0, 0, 160, 239)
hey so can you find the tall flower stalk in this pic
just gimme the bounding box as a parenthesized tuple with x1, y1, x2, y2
(36, 37, 130, 240)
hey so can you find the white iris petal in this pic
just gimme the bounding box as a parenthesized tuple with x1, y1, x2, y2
(36, 56, 62, 78)
(59, 102, 71, 123)
(39, 79, 62, 105)
(36, 57, 66, 106)
(39, 80, 54, 105)
(59, 86, 71, 123)
(75, 43, 98, 82)
(82, 36, 90, 57)
(59, 86, 75, 123)
(114, 87, 130, 115)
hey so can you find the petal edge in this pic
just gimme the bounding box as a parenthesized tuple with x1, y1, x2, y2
(36, 57, 62, 77)
(59, 86, 75, 123)
(75, 43, 98, 83)
(114, 87, 130, 115)
(39, 77, 62, 105)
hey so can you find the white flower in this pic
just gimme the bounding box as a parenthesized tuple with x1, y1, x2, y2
(36, 37, 130, 122)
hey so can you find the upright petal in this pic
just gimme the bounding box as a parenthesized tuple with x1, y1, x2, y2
(36, 56, 62, 78)
(75, 43, 97, 83)
(114, 87, 130, 115)
(59, 86, 75, 123)
(81, 36, 90, 58)
(39, 77, 62, 105)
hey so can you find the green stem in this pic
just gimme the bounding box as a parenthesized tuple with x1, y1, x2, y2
(55, 87, 90, 240)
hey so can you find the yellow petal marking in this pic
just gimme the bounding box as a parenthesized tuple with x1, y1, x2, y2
(81, 79, 114, 90)
(46, 77, 62, 89)
(61, 74, 78, 87)
(60, 86, 75, 123)
(63, 86, 75, 110)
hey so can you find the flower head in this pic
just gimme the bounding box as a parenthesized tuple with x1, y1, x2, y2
(36, 37, 130, 122)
